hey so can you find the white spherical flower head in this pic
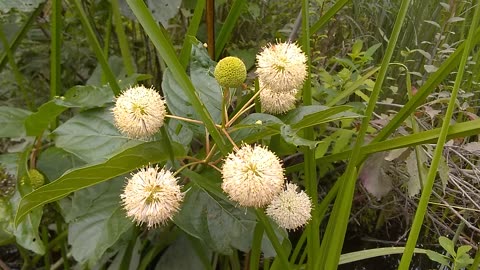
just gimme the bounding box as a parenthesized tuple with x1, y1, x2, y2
(256, 42, 307, 93)
(260, 81, 298, 114)
(266, 183, 312, 230)
(222, 144, 285, 207)
(113, 85, 167, 139)
(121, 166, 184, 228)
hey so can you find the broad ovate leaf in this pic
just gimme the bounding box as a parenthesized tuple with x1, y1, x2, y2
(66, 178, 132, 267)
(53, 107, 141, 163)
(0, 106, 31, 137)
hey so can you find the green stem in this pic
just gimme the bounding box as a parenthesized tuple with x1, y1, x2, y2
(289, 232, 306, 265)
(187, 235, 214, 270)
(222, 87, 230, 128)
(55, 219, 69, 270)
(111, 0, 135, 75)
(70, 0, 121, 95)
(469, 247, 480, 270)
(102, 9, 112, 85)
(300, 1, 319, 269)
(319, 0, 411, 268)
(250, 222, 264, 270)
(255, 209, 291, 270)
(230, 250, 241, 270)
(119, 226, 138, 270)
(398, 1, 480, 268)
(42, 226, 50, 269)
(254, 78, 261, 113)
(50, 0, 62, 126)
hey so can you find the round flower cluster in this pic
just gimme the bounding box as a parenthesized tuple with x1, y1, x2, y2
(121, 166, 184, 228)
(259, 83, 298, 114)
(113, 85, 167, 139)
(266, 183, 312, 230)
(256, 41, 307, 114)
(214, 56, 247, 88)
(221, 144, 285, 207)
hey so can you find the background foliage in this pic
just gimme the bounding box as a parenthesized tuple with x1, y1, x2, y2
(0, 0, 480, 269)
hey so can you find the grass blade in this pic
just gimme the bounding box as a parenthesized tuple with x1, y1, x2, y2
(111, 0, 135, 76)
(311, 0, 350, 34)
(0, 4, 44, 71)
(214, 0, 247, 60)
(50, 0, 62, 126)
(255, 209, 291, 270)
(398, 1, 480, 268)
(372, 26, 480, 144)
(70, 0, 121, 95)
(318, 0, 411, 268)
(340, 247, 428, 265)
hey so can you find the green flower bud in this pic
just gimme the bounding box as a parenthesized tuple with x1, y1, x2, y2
(214, 56, 247, 88)
(29, 169, 45, 189)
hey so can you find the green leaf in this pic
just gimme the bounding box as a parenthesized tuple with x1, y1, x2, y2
(311, 0, 349, 33)
(155, 233, 211, 270)
(214, 0, 247, 59)
(230, 113, 283, 142)
(53, 107, 141, 163)
(25, 74, 147, 137)
(162, 43, 222, 135)
(0, 106, 31, 137)
(455, 253, 474, 267)
(174, 186, 257, 254)
(147, 0, 181, 27)
(175, 172, 283, 258)
(0, 0, 44, 12)
(3, 190, 45, 254)
(0, 153, 19, 177)
(61, 85, 114, 108)
(280, 125, 319, 149)
(456, 245, 472, 258)
(66, 178, 133, 267)
(282, 105, 356, 130)
(425, 250, 451, 266)
(25, 100, 68, 136)
(339, 247, 428, 265)
(14, 139, 185, 226)
(364, 43, 382, 58)
(25, 86, 117, 136)
(36, 147, 86, 181)
(439, 236, 456, 257)
(351, 40, 363, 57)
(0, 198, 14, 245)
(331, 129, 355, 154)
